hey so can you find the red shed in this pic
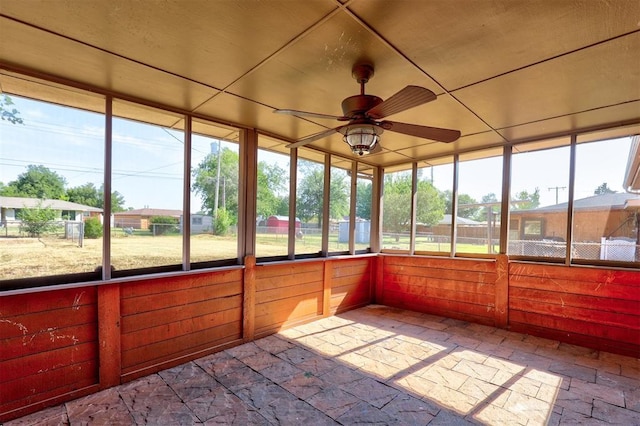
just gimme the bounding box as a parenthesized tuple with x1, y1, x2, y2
(266, 215, 301, 234)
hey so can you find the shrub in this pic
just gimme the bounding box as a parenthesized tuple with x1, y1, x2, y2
(214, 208, 232, 236)
(84, 217, 102, 238)
(17, 201, 57, 237)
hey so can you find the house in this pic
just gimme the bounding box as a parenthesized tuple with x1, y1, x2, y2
(0, 196, 102, 225)
(1, 2, 639, 423)
(113, 208, 182, 230)
(510, 192, 640, 243)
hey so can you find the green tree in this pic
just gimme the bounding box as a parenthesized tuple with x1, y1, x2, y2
(513, 187, 540, 210)
(67, 183, 126, 212)
(1, 165, 67, 199)
(296, 164, 324, 226)
(256, 161, 287, 218)
(442, 190, 480, 219)
(0, 94, 24, 125)
(356, 180, 371, 220)
(383, 174, 444, 241)
(594, 182, 616, 195)
(17, 201, 58, 237)
(192, 147, 239, 218)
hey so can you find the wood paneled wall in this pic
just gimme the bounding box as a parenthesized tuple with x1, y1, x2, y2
(0, 287, 99, 420)
(509, 263, 640, 358)
(378, 255, 500, 326)
(0, 256, 374, 422)
(2, 254, 638, 422)
(120, 269, 245, 381)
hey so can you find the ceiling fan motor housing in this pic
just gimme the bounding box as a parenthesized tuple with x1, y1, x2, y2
(341, 94, 383, 118)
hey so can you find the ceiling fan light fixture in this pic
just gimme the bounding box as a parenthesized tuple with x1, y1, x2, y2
(342, 124, 382, 156)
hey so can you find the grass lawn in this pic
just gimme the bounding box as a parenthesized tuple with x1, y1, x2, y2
(0, 231, 494, 281)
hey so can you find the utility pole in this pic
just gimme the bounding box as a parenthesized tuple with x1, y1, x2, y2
(548, 186, 566, 204)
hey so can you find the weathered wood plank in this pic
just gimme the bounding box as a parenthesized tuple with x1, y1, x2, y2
(1, 324, 96, 361)
(383, 275, 495, 298)
(494, 254, 509, 328)
(256, 269, 324, 291)
(509, 262, 640, 286)
(0, 342, 97, 384)
(0, 287, 96, 317)
(121, 307, 242, 350)
(254, 261, 324, 279)
(121, 281, 242, 316)
(510, 310, 640, 345)
(510, 287, 640, 316)
(509, 274, 640, 301)
(0, 305, 97, 340)
(1, 359, 97, 405)
(98, 283, 121, 388)
(255, 280, 323, 304)
(122, 321, 241, 370)
(120, 269, 243, 298)
(121, 294, 242, 334)
(382, 255, 496, 273)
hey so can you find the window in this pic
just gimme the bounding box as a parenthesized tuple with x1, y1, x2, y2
(111, 100, 184, 274)
(573, 136, 638, 263)
(509, 141, 570, 258)
(295, 153, 324, 256)
(190, 119, 240, 265)
(382, 169, 412, 251)
(0, 86, 105, 282)
(255, 140, 290, 259)
(456, 150, 503, 255)
(355, 166, 373, 252)
(328, 160, 351, 254)
(415, 158, 453, 254)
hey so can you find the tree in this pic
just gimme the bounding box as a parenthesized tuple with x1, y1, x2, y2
(1, 165, 67, 199)
(67, 183, 126, 212)
(296, 164, 324, 226)
(356, 180, 371, 220)
(383, 174, 444, 241)
(0, 94, 23, 125)
(512, 187, 540, 210)
(192, 147, 240, 218)
(256, 161, 287, 218)
(442, 190, 480, 219)
(594, 182, 616, 195)
(17, 201, 58, 237)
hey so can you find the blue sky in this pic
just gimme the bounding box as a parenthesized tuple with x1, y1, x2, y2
(1, 95, 633, 210)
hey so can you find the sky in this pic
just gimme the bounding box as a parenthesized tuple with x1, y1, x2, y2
(0, 95, 634, 211)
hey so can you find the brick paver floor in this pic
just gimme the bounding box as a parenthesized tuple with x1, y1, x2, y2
(7, 305, 640, 425)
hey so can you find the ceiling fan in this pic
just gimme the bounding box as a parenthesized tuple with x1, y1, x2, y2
(274, 64, 461, 156)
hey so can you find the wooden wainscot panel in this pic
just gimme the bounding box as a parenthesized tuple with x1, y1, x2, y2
(381, 255, 497, 325)
(509, 262, 640, 357)
(253, 261, 325, 335)
(330, 257, 373, 314)
(119, 270, 245, 379)
(0, 287, 99, 422)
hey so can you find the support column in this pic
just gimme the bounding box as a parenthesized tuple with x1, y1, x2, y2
(495, 254, 509, 328)
(243, 255, 256, 341)
(98, 283, 121, 388)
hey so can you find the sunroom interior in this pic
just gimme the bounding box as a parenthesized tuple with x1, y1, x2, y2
(1, 1, 639, 423)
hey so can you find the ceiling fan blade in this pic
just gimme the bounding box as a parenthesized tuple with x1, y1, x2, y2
(381, 120, 461, 143)
(274, 109, 346, 121)
(366, 86, 437, 119)
(286, 127, 344, 149)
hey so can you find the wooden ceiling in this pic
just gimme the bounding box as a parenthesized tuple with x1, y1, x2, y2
(1, 0, 639, 168)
